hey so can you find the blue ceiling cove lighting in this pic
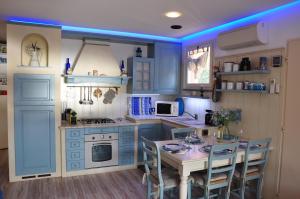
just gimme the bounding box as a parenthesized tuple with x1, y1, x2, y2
(181, 0, 300, 41)
(61, 25, 181, 42)
(7, 0, 300, 42)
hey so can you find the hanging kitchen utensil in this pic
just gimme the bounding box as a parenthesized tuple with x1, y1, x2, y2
(93, 87, 102, 100)
(103, 88, 116, 104)
(89, 86, 94, 105)
(82, 86, 89, 105)
(79, 87, 83, 104)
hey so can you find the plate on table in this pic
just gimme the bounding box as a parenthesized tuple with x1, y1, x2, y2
(201, 145, 231, 155)
(239, 140, 248, 149)
(162, 144, 182, 153)
(239, 140, 261, 149)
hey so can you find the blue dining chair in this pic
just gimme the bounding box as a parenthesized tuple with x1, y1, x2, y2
(191, 142, 239, 199)
(141, 136, 192, 199)
(232, 138, 271, 199)
(171, 127, 196, 140)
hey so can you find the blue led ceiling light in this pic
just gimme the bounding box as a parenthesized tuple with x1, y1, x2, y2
(61, 25, 181, 42)
(181, 0, 300, 41)
(7, 0, 300, 42)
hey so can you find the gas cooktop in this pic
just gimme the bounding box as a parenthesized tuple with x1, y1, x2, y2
(79, 118, 116, 124)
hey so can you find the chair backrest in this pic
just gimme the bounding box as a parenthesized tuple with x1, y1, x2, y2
(207, 142, 239, 187)
(141, 136, 163, 185)
(171, 127, 196, 140)
(241, 138, 271, 178)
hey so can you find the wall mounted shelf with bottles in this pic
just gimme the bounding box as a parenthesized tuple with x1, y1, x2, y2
(62, 74, 131, 86)
(216, 70, 271, 76)
(216, 89, 269, 94)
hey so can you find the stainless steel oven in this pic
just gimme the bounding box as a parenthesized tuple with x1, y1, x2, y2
(85, 133, 119, 169)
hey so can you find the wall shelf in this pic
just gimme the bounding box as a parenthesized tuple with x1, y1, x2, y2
(62, 74, 131, 86)
(216, 89, 269, 94)
(216, 70, 271, 76)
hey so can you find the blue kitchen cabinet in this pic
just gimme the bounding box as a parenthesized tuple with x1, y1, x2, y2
(119, 126, 135, 165)
(14, 73, 56, 176)
(65, 128, 85, 171)
(127, 57, 155, 94)
(14, 74, 55, 106)
(138, 124, 162, 162)
(14, 106, 56, 176)
(153, 42, 181, 95)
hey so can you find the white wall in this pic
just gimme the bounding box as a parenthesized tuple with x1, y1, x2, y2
(182, 5, 300, 57)
(61, 39, 173, 119)
(182, 6, 300, 116)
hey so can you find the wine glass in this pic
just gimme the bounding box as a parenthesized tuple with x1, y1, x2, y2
(185, 132, 192, 150)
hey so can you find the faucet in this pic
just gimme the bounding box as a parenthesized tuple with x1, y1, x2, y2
(184, 112, 198, 120)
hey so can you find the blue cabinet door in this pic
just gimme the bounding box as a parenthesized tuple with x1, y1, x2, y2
(14, 74, 55, 106)
(138, 124, 162, 162)
(65, 128, 85, 171)
(127, 57, 155, 94)
(154, 42, 181, 94)
(119, 126, 135, 165)
(14, 106, 56, 176)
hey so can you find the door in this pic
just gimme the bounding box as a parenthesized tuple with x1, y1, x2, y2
(279, 38, 300, 198)
(0, 92, 7, 149)
(14, 106, 55, 176)
(154, 42, 181, 94)
(14, 74, 55, 106)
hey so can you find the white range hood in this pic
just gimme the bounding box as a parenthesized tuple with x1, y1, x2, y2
(72, 40, 120, 76)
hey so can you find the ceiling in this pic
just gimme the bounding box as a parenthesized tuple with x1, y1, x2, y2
(0, 0, 293, 38)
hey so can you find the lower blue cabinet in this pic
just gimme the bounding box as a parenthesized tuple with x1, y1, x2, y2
(119, 126, 135, 165)
(65, 128, 85, 171)
(14, 106, 56, 176)
(138, 124, 162, 162)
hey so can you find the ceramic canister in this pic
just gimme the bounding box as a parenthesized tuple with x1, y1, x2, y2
(224, 62, 233, 72)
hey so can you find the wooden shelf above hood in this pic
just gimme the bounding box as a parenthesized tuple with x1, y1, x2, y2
(62, 74, 131, 86)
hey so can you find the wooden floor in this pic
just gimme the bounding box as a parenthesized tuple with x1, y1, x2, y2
(0, 149, 148, 199)
(0, 149, 254, 199)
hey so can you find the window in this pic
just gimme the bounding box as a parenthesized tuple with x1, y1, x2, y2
(183, 42, 213, 90)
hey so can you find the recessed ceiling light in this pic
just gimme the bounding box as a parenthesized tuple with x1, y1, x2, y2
(171, 25, 182, 29)
(165, 11, 182, 18)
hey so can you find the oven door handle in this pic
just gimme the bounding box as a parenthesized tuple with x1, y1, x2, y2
(92, 143, 112, 146)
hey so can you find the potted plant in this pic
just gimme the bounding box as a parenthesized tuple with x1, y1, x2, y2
(211, 109, 240, 140)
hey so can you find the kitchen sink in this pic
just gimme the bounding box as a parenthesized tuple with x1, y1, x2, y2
(181, 120, 205, 125)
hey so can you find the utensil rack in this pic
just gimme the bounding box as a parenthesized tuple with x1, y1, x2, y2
(66, 85, 119, 94)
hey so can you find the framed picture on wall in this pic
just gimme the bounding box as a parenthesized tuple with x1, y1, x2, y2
(182, 41, 213, 90)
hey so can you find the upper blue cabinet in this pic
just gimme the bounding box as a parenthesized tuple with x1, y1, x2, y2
(14, 74, 55, 106)
(153, 42, 181, 95)
(127, 57, 155, 94)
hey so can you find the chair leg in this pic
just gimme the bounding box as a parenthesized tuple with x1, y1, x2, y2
(204, 187, 210, 199)
(256, 177, 263, 199)
(147, 180, 152, 199)
(159, 185, 164, 199)
(187, 181, 192, 199)
(240, 180, 246, 199)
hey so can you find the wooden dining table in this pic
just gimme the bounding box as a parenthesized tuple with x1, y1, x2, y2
(155, 138, 262, 199)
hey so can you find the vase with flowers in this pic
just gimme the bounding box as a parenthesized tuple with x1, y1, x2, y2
(211, 109, 240, 140)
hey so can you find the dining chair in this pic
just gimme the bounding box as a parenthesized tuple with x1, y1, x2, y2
(232, 138, 271, 199)
(171, 127, 196, 140)
(141, 136, 192, 199)
(191, 142, 239, 199)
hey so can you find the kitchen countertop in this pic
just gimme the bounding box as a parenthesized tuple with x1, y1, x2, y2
(126, 115, 217, 129)
(59, 119, 137, 129)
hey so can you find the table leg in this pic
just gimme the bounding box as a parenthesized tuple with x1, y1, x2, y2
(179, 175, 189, 199)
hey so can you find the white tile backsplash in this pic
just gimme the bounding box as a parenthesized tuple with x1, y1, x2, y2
(182, 98, 219, 123)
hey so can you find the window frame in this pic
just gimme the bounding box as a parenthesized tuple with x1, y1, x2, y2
(182, 41, 214, 90)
